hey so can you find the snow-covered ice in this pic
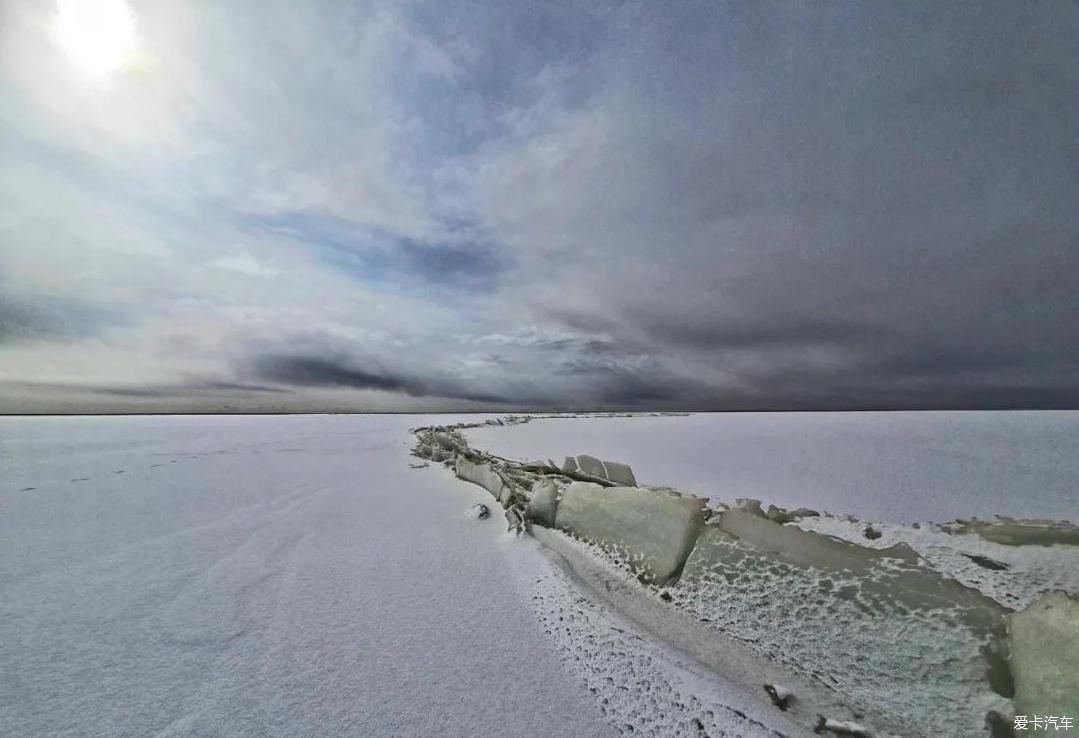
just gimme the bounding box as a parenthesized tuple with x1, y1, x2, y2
(502, 532, 813, 738)
(555, 481, 706, 585)
(461, 411, 1079, 737)
(795, 515, 1079, 610)
(1, 414, 816, 738)
(675, 517, 1008, 737)
(5, 411, 1077, 737)
(1008, 592, 1079, 719)
(463, 411, 1079, 523)
(0, 415, 621, 737)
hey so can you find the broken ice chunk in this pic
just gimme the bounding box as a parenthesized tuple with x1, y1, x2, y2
(455, 457, 512, 503)
(813, 716, 869, 736)
(561, 454, 638, 486)
(555, 482, 705, 585)
(734, 498, 766, 518)
(1009, 591, 1079, 719)
(976, 518, 1079, 546)
(763, 683, 793, 711)
(526, 478, 561, 528)
(465, 503, 490, 520)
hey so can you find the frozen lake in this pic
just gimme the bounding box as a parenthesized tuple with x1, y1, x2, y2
(0, 415, 618, 738)
(465, 411, 1079, 523)
(3, 411, 1075, 737)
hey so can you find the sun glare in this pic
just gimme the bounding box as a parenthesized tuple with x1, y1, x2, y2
(54, 0, 137, 81)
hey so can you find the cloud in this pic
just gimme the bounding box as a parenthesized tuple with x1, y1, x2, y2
(250, 355, 417, 394)
(1, 0, 1077, 412)
(0, 293, 119, 344)
(473, 326, 614, 352)
(627, 313, 886, 352)
(238, 212, 504, 290)
(246, 351, 509, 405)
(208, 253, 277, 279)
(94, 381, 289, 398)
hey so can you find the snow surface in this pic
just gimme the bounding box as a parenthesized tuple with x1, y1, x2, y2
(464, 411, 1079, 523)
(674, 522, 1008, 737)
(529, 510, 1006, 737)
(795, 515, 1079, 610)
(502, 533, 813, 738)
(1, 414, 813, 738)
(6, 412, 1076, 737)
(464, 412, 1079, 737)
(0, 415, 621, 737)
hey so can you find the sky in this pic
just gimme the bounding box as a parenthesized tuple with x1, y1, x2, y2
(1, 0, 1077, 413)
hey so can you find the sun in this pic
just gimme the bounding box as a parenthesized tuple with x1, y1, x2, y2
(54, 0, 138, 81)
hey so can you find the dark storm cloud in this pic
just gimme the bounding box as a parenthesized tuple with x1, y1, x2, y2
(252, 355, 417, 393)
(691, 341, 1079, 411)
(249, 353, 508, 404)
(5, 0, 1079, 412)
(96, 381, 290, 398)
(861, 347, 1040, 382)
(549, 352, 710, 407)
(578, 368, 687, 406)
(629, 312, 887, 352)
(499, 1, 1079, 410)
